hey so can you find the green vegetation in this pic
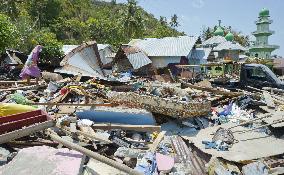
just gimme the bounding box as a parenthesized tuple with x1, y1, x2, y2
(0, 0, 183, 63)
(202, 26, 250, 47)
(0, 13, 18, 54)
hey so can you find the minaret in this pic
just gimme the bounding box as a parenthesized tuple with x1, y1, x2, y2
(249, 8, 279, 58)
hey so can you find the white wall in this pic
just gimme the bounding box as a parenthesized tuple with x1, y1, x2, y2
(150, 56, 181, 68)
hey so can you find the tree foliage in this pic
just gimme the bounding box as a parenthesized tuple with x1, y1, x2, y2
(202, 26, 250, 47)
(0, 0, 183, 62)
(0, 13, 18, 54)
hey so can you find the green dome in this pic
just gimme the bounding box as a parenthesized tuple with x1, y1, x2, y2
(259, 8, 269, 17)
(214, 27, 224, 36)
(225, 32, 234, 41)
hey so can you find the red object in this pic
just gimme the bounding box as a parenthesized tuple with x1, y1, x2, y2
(60, 87, 69, 95)
(0, 110, 52, 135)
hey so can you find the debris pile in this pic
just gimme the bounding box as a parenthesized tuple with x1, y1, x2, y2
(1, 43, 284, 175)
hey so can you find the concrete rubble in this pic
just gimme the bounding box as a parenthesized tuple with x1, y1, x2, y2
(1, 42, 284, 175)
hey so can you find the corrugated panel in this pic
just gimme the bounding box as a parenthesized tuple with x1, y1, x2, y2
(127, 52, 152, 70)
(202, 36, 227, 46)
(62, 45, 79, 55)
(214, 41, 247, 51)
(62, 44, 111, 56)
(59, 42, 105, 78)
(129, 36, 198, 57)
(189, 48, 212, 60)
(97, 44, 110, 51)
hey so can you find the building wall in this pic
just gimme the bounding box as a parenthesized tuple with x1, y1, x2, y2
(150, 56, 181, 68)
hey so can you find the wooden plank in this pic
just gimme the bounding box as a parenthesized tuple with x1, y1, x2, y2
(149, 131, 166, 152)
(0, 120, 55, 144)
(181, 82, 243, 97)
(47, 129, 143, 175)
(0, 84, 47, 92)
(0, 80, 38, 85)
(92, 124, 161, 132)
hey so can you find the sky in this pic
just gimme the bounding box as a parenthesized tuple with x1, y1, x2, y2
(115, 0, 284, 56)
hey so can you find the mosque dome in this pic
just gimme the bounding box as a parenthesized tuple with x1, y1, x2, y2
(259, 8, 269, 17)
(214, 26, 224, 36)
(225, 32, 234, 41)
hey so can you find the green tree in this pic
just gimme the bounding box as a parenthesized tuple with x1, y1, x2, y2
(123, 0, 145, 38)
(159, 16, 167, 26)
(29, 30, 63, 66)
(27, 0, 62, 28)
(170, 14, 179, 28)
(0, 0, 21, 19)
(0, 13, 19, 53)
(202, 26, 250, 47)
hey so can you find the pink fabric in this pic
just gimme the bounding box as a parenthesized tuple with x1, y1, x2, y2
(20, 45, 43, 79)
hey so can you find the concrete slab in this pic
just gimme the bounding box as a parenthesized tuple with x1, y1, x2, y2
(0, 146, 85, 175)
(83, 158, 127, 175)
(186, 123, 284, 162)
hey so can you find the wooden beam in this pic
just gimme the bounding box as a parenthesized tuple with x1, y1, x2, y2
(181, 81, 243, 97)
(0, 80, 38, 85)
(0, 84, 47, 92)
(47, 129, 143, 175)
(149, 131, 166, 152)
(0, 120, 55, 144)
(92, 124, 161, 132)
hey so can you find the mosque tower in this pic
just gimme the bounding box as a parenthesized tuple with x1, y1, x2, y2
(249, 8, 279, 58)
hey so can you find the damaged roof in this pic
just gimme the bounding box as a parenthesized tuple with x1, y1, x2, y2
(115, 46, 152, 70)
(62, 44, 112, 56)
(56, 41, 105, 78)
(129, 36, 198, 57)
(188, 48, 212, 60)
(213, 41, 247, 51)
(202, 36, 227, 47)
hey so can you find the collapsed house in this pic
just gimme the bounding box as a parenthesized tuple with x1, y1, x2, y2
(112, 45, 154, 75)
(0, 49, 27, 67)
(55, 41, 108, 78)
(128, 36, 198, 69)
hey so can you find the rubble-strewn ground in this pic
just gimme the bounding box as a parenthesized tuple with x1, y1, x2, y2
(0, 75, 284, 175)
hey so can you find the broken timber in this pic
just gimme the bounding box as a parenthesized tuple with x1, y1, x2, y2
(47, 129, 143, 175)
(92, 124, 161, 133)
(181, 82, 243, 97)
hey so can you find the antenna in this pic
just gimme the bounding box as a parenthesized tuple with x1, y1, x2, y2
(218, 20, 221, 27)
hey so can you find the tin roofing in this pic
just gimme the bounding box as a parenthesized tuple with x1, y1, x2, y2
(202, 36, 227, 46)
(129, 36, 198, 57)
(214, 41, 247, 51)
(62, 44, 111, 56)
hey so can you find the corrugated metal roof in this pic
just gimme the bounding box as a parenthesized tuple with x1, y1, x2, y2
(62, 44, 111, 55)
(189, 48, 212, 60)
(129, 36, 198, 57)
(202, 36, 227, 46)
(59, 41, 105, 78)
(62, 45, 79, 55)
(127, 52, 152, 70)
(214, 41, 247, 51)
